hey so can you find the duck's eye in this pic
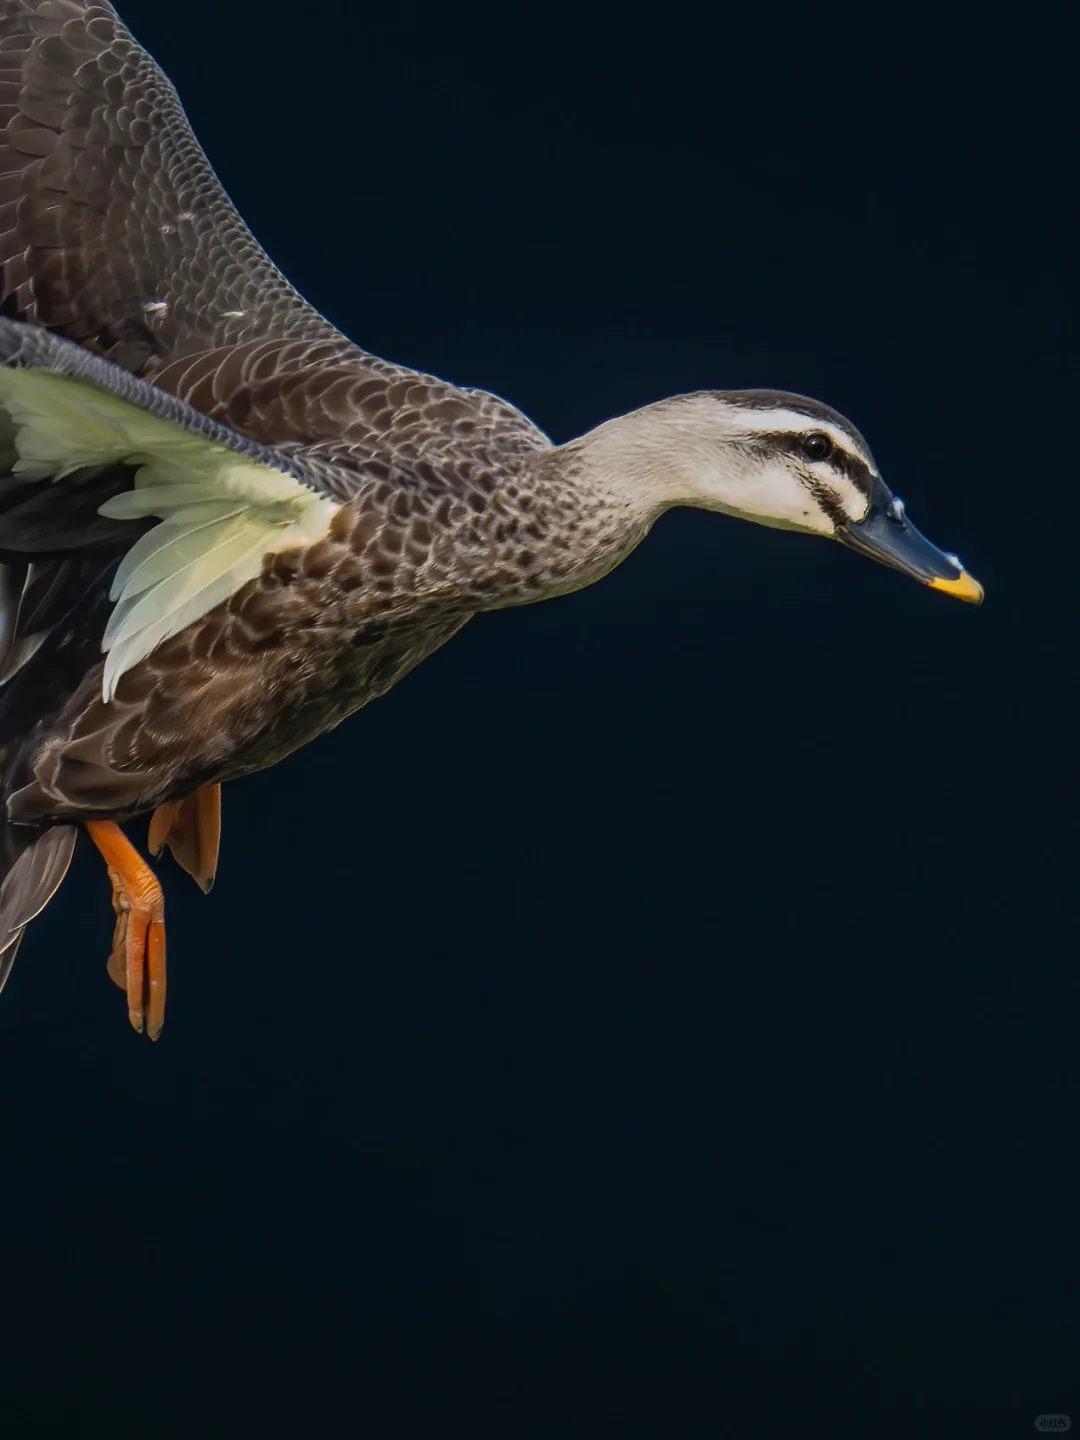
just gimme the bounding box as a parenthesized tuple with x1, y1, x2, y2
(801, 432, 833, 461)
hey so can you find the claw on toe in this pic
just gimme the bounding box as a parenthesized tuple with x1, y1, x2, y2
(149, 784, 221, 893)
(86, 822, 167, 1040)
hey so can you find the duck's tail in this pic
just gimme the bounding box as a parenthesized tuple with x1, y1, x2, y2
(0, 554, 106, 997)
(0, 820, 76, 996)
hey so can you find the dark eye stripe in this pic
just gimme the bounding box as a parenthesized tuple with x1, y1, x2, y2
(748, 431, 874, 494)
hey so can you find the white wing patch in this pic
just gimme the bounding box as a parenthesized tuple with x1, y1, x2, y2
(0, 365, 338, 701)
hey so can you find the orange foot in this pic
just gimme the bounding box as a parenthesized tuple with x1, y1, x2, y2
(149, 783, 221, 894)
(85, 820, 166, 1041)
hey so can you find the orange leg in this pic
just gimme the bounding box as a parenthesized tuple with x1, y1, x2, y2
(84, 821, 167, 1041)
(149, 783, 221, 894)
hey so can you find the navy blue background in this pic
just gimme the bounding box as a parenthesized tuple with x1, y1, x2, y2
(0, 4, 1073, 1436)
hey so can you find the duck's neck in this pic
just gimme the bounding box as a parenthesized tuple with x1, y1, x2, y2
(443, 406, 712, 612)
(558, 404, 723, 514)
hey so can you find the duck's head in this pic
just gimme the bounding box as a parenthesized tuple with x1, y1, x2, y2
(584, 390, 983, 602)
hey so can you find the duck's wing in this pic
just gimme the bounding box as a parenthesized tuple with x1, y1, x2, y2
(0, 0, 346, 371)
(0, 320, 343, 699)
(0, 1, 550, 703)
(0, 1, 549, 463)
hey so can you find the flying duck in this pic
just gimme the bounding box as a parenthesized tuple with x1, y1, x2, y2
(0, 0, 982, 1039)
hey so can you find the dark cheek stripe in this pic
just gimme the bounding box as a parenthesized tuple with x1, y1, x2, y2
(801, 473, 848, 526)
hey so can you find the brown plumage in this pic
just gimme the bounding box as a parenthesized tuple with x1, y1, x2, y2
(0, 2, 982, 1038)
(0, 0, 627, 1035)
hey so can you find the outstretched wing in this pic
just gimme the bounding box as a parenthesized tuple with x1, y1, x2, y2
(0, 320, 341, 699)
(0, 0, 347, 371)
(0, 2, 550, 707)
(0, 1, 549, 461)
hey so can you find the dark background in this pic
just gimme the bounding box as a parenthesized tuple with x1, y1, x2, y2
(0, 3, 1073, 1436)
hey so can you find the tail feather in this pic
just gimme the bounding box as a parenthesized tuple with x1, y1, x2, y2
(0, 927, 23, 997)
(0, 823, 77, 988)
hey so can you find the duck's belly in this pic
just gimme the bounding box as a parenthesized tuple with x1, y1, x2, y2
(4, 563, 471, 825)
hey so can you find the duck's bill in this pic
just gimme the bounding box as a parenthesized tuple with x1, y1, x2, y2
(836, 487, 983, 605)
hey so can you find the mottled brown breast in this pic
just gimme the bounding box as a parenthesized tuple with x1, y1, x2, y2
(5, 526, 474, 824)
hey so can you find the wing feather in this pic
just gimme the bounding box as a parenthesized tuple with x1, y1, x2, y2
(108, 504, 242, 597)
(102, 528, 274, 700)
(0, 0, 344, 368)
(0, 339, 340, 700)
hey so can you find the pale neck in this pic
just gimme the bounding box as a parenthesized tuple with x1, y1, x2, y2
(559, 402, 733, 519)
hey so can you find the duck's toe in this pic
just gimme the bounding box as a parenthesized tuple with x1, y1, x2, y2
(87, 822, 167, 1040)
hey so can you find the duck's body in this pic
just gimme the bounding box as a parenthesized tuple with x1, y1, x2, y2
(0, 1, 981, 1038)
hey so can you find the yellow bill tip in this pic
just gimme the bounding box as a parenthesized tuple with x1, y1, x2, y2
(929, 569, 984, 605)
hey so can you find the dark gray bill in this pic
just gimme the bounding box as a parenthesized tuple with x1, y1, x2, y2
(836, 480, 983, 604)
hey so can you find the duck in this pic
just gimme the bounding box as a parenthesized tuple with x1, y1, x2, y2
(0, 0, 983, 1040)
